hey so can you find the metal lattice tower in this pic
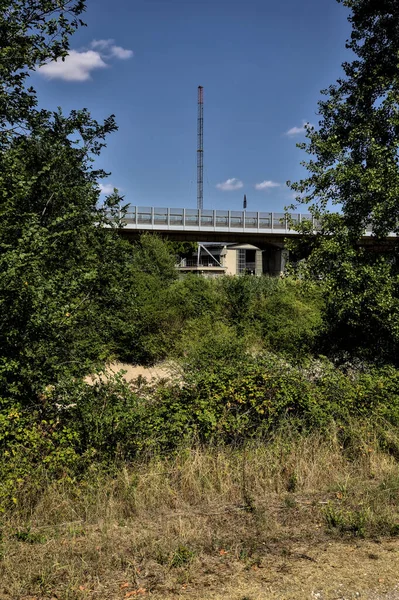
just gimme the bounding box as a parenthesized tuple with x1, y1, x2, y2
(197, 86, 204, 210)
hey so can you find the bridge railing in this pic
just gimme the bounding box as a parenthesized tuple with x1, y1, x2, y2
(113, 206, 376, 233)
(118, 206, 318, 230)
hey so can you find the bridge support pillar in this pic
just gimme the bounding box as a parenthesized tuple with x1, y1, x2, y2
(255, 250, 263, 276)
(262, 245, 288, 276)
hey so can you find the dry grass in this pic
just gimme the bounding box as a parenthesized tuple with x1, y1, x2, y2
(2, 430, 399, 599)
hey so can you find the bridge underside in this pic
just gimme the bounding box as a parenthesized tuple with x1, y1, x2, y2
(119, 226, 294, 250)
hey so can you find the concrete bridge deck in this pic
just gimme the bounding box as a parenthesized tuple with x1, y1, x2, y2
(112, 206, 396, 249)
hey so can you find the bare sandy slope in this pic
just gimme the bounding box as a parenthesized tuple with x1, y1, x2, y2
(108, 361, 174, 382)
(85, 361, 178, 385)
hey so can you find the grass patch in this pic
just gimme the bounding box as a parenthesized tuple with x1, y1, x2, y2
(1, 427, 399, 598)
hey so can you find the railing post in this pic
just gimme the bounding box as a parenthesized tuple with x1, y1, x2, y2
(271, 212, 274, 230)
(243, 210, 245, 229)
(228, 210, 231, 229)
(167, 207, 170, 226)
(151, 206, 154, 226)
(213, 210, 216, 228)
(183, 208, 186, 227)
(135, 206, 138, 225)
(257, 211, 260, 230)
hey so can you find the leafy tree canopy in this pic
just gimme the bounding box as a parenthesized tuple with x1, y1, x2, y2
(0, 0, 87, 145)
(290, 0, 399, 238)
(288, 0, 399, 362)
(0, 1, 142, 403)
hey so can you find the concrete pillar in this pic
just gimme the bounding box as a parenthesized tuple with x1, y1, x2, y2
(262, 245, 288, 276)
(255, 250, 263, 276)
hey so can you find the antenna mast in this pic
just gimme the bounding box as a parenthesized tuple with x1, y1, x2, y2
(197, 86, 204, 210)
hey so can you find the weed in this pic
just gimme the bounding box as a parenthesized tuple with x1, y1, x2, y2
(243, 493, 256, 513)
(239, 548, 250, 561)
(13, 527, 46, 544)
(284, 494, 297, 509)
(170, 545, 195, 568)
(323, 504, 368, 537)
(286, 473, 298, 493)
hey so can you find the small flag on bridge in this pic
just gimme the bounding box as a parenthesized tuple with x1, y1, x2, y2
(243, 194, 247, 210)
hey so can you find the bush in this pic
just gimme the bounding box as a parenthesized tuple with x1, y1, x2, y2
(2, 356, 399, 510)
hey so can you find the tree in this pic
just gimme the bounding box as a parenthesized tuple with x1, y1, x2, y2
(0, 108, 140, 402)
(291, 0, 399, 237)
(0, 2, 144, 402)
(0, 0, 86, 145)
(288, 0, 399, 362)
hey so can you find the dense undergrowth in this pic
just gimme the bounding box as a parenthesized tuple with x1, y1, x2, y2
(2, 264, 399, 519)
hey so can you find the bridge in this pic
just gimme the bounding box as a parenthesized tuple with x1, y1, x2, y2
(115, 206, 325, 247)
(113, 206, 396, 276)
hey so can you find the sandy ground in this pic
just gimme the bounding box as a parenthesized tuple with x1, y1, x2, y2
(108, 361, 174, 382)
(85, 361, 177, 385)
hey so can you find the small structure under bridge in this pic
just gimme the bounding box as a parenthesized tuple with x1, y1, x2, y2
(114, 205, 397, 277)
(177, 243, 268, 277)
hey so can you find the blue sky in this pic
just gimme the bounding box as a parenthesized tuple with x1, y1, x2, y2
(32, 0, 351, 212)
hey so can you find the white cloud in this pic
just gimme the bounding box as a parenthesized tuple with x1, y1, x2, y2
(285, 121, 313, 136)
(99, 183, 115, 195)
(38, 39, 133, 82)
(38, 50, 107, 82)
(216, 178, 244, 191)
(110, 45, 134, 59)
(91, 39, 114, 51)
(91, 39, 134, 59)
(255, 180, 281, 191)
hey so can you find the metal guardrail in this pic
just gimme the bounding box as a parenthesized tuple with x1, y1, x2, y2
(111, 206, 320, 231)
(108, 206, 377, 234)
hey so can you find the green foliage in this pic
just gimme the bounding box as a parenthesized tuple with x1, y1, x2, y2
(170, 545, 196, 568)
(2, 0, 399, 537)
(166, 275, 323, 360)
(219, 275, 258, 329)
(290, 0, 399, 237)
(323, 504, 368, 538)
(0, 1, 86, 146)
(116, 234, 178, 364)
(2, 354, 399, 510)
(12, 528, 46, 544)
(249, 278, 323, 355)
(170, 241, 198, 259)
(0, 109, 140, 401)
(116, 272, 324, 365)
(130, 233, 178, 284)
(176, 317, 246, 371)
(288, 0, 399, 363)
(320, 250, 399, 360)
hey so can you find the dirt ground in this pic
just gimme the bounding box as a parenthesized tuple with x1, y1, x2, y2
(148, 538, 399, 600)
(7, 537, 399, 600)
(109, 361, 174, 382)
(85, 361, 177, 385)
